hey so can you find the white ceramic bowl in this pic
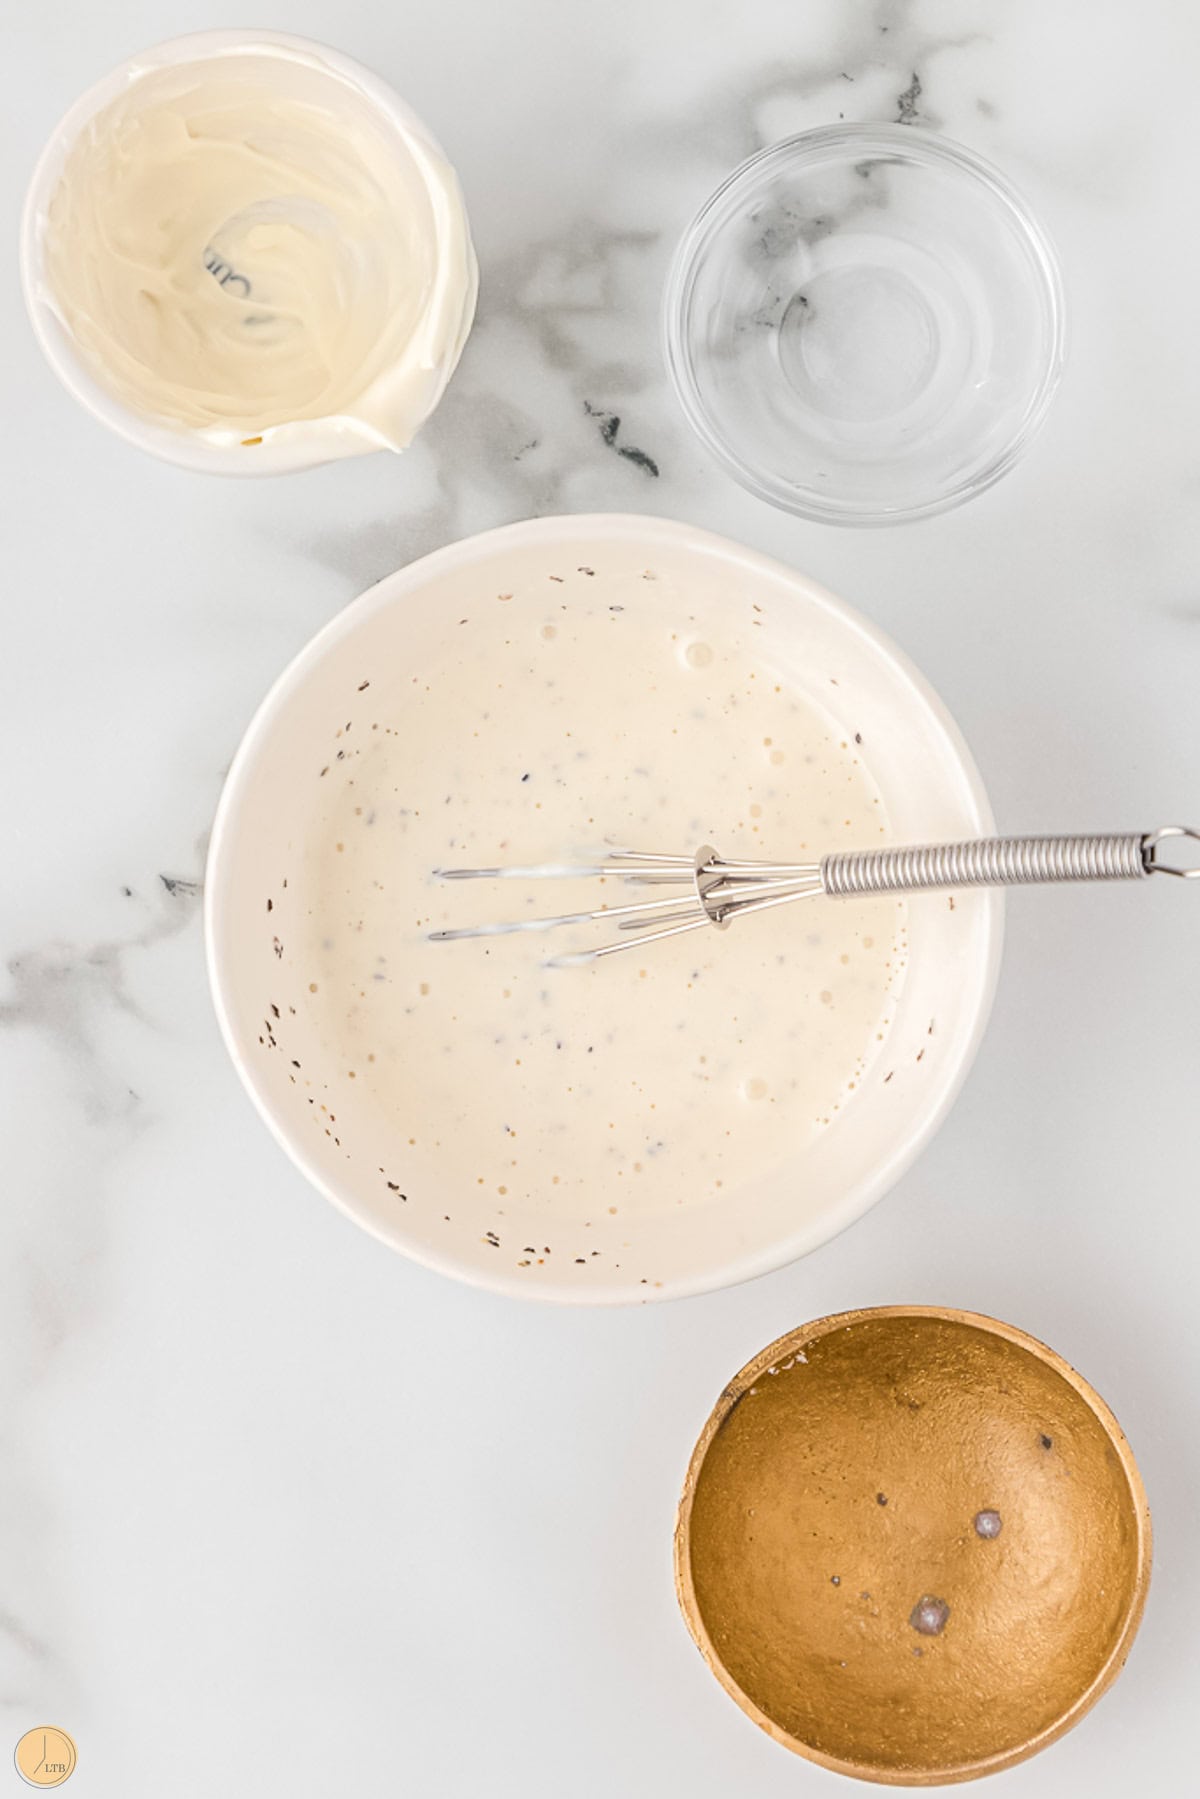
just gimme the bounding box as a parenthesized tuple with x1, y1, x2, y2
(21, 31, 477, 474)
(205, 515, 1002, 1302)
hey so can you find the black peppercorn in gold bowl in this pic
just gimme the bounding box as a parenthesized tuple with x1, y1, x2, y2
(674, 1307, 1151, 1785)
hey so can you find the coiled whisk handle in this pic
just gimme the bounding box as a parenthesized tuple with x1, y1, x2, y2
(821, 827, 1200, 897)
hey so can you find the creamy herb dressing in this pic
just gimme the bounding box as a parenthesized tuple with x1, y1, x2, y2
(300, 573, 907, 1221)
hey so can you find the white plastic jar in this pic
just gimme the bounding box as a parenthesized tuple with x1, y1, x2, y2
(21, 32, 479, 474)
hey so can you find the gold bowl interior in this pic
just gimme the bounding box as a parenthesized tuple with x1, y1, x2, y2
(676, 1308, 1151, 1785)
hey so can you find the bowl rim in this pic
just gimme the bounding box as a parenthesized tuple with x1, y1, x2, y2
(674, 1304, 1153, 1784)
(204, 513, 1003, 1304)
(662, 122, 1067, 527)
(20, 28, 475, 476)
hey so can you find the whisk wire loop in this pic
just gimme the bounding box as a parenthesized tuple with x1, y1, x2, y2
(430, 828, 1197, 964)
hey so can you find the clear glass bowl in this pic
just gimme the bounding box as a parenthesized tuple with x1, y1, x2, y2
(663, 126, 1065, 526)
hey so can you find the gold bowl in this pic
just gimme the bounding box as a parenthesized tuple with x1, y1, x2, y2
(675, 1307, 1151, 1785)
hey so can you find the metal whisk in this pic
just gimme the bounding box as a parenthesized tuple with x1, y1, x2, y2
(430, 826, 1200, 965)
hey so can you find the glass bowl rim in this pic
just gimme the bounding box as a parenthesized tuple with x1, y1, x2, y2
(662, 122, 1067, 526)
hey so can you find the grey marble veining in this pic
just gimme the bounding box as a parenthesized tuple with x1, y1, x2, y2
(3, 2, 1200, 1794)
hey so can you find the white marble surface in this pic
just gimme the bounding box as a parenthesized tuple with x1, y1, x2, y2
(3, 2, 1199, 1792)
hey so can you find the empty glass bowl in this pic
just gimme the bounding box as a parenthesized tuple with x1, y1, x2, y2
(663, 125, 1065, 525)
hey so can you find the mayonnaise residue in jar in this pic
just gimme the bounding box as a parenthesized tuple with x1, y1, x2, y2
(39, 42, 477, 454)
